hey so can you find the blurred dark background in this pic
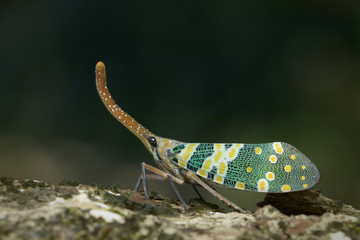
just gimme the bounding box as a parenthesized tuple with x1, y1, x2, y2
(0, 1, 359, 211)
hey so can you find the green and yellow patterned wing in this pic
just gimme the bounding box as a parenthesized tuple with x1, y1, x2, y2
(168, 142, 320, 193)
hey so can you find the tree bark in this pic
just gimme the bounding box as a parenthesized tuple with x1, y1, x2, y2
(0, 177, 359, 240)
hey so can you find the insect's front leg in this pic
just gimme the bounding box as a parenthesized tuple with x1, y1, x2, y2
(134, 162, 188, 211)
(186, 171, 250, 214)
(134, 173, 167, 192)
(134, 170, 167, 194)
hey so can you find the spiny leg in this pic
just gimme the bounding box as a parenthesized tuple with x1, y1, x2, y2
(186, 171, 250, 213)
(134, 162, 187, 210)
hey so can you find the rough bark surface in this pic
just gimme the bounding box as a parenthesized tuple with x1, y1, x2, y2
(0, 177, 359, 240)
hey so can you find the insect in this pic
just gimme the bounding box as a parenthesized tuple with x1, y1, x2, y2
(95, 61, 320, 213)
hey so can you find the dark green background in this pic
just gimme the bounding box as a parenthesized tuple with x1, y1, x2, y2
(1, 1, 359, 210)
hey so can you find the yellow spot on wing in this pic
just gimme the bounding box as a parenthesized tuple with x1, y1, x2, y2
(214, 175, 224, 184)
(281, 184, 291, 192)
(235, 181, 245, 190)
(227, 144, 243, 160)
(228, 148, 236, 159)
(266, 172, 275, 181)
(178, 143, 198, 161)
(273, 142, 284, 154)
(197, 169, 207, 177)
(302, 165, 306, 170)
(214, 144, 223, 150)
(218, 162, 227, 175)
(179, 160, 186, 167)
(257, 179, 269, 192)
(290, 154, 296, 160)
(269, 155, 277, 163)
(301, 176, 305, 180)
(303, 184, 308, 188)
(214, 151, 223, 162)
(255, 147, 262, 155)
(247, 167, 252, 173)
(284, 165, 292, 172)
(203, 160, 212, 171)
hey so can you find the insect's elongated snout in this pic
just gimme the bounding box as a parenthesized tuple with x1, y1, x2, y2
(95, 62, 155, 153)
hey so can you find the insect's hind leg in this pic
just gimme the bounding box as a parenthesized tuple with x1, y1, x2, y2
(190, 184, 205, 201)
(186, 171, 250, 213)
(134, 162, 188, 210)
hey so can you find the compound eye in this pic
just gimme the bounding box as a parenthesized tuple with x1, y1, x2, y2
(148, 136, 157, 147)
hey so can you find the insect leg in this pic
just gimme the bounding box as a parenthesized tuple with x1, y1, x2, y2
(186, 171, 250, 213)
(134, 175, 142, 192)
(138, 162, 184, 184)
(135, 163, 187, 209)
(191, 184, 205, 201)
(166, 173, 188, 211)
(141, 163, 148, 199)
(135, 173, 167, 191)
(134, 163, 165, 197)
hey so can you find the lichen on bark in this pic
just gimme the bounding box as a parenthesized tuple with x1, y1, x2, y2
(0, 177, 359, 240)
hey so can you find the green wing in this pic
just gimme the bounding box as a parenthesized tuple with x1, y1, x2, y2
(169, 142, 320, 193)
